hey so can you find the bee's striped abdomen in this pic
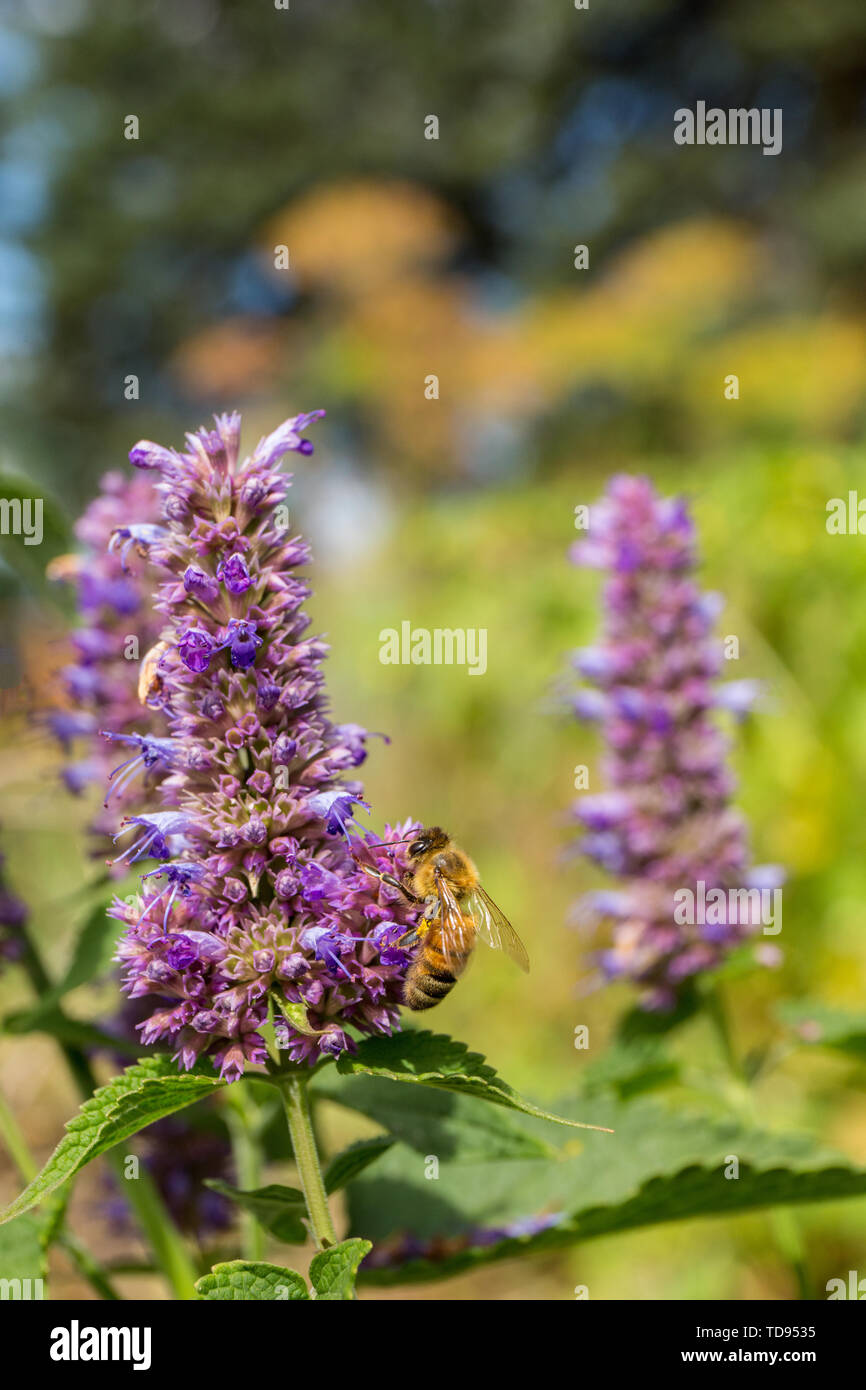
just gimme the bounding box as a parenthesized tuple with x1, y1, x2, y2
(403, 927, 473, 1011)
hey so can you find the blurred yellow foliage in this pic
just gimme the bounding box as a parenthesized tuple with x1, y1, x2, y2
(262, 179, 460, 295)
(170, 181, 866, 477)
(171, 316, 286, 396)
(602, 218, 764, 318)
(689, 317, 866, 432)
(524, 220, 766, 393)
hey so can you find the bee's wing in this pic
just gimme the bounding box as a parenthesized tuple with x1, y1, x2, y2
(433, 871, 476, 974)
(465, 885, 530, 973)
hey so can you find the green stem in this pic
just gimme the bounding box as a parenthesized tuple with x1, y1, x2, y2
(0, 1084, 37, 1181)
(105, 1153, 197, 1298)
(278, 1073, 336, 1250)
(704, 985, 748, 1087)
(225, 1084, 266, 1261)
(57, 1232, 123, 1301)
(705, 984, 814, 1300)
(769, 1207, 812, 1302)
(16, 920, 199, 1299)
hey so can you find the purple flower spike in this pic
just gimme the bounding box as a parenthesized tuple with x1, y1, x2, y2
(107, 411, 421, 1079)
(569, 476, 783, 1010)
(44, 467, 167, 837)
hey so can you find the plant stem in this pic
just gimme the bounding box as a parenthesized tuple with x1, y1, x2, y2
(278, 1073, 336, 1250)
(705, 984, 815, 1300)
(0, 1082, 37, 1180)
(769, 1206, 812, 1302)
(57, 1231, 123, 1301)
(15, 919, 199, 1299)
(225, 1084, 266, 1261)
(704, 984, 748, 1087)
(106, 1153, 198, 1299)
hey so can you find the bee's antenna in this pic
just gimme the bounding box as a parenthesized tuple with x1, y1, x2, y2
(348, 832, 415, 866)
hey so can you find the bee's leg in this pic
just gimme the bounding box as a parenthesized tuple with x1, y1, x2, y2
(353, 859, 421, 904)
(397, 916, 434, 949)
(397, 899, 439, 949)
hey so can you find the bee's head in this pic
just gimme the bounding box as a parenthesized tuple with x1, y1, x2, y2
(407, 826, 449, 859)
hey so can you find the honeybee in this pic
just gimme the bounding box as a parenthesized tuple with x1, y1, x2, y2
(138, 640, 171, 707)
(361, 826, 529, 1011)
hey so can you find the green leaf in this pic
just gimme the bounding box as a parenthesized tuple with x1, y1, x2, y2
(55, 897, 130, 996)
(778, 1000, 866, 1061)
(351, 1094, 866, 1285)
(272, 992, 328, 1038)
(319, 1073, 555, 1162)
(334, 1030, 611, 1133)
(0, 470, 70, 598)
(205, 1181, 307, 1244)
(0, 1215, 44, 1289)
(0, 1056, 226, 1226)
(309, 1238, 371, 1300)
(323, 1136, 396, 1193)
(578, 1040, 680, 1100)
(195, 1260, 309, 1300)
